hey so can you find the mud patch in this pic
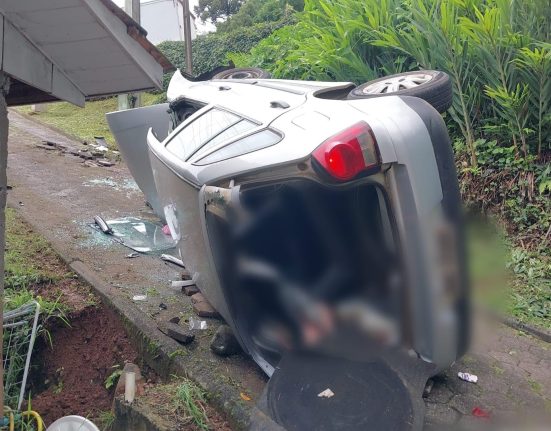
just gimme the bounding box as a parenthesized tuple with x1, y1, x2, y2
(29, 305, 145, 425)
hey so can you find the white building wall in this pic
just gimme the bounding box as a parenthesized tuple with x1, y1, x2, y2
(140, 0, 197, 45)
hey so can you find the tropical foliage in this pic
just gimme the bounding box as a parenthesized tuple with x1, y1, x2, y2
(234, 0, 551, 164)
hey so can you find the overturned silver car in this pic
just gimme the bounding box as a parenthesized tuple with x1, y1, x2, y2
(108, 68, 468, 430)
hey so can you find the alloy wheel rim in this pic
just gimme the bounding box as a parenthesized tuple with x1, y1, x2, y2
(361, 73, 433, 94)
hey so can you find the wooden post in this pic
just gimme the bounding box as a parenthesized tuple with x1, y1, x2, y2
(0, 72, 10, 414)
(182, 0, 193, 74)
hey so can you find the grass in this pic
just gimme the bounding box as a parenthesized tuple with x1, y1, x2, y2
(4, 208, 71, 327)
(16, 93, 161, 149)
(145, 379, 211, 430)
(175, 381, 209, 431)
(5, 208, 61, 291)
(95, 410, 116, 430)
(3, 207, 106, 338)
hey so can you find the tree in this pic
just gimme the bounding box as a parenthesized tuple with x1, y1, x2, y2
(216, 0, 304, 33)
(194, 0, 245, 23)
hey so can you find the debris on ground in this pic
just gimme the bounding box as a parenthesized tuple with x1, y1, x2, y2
(161, 253, 185, 267)
(189, 317, 208, 330)
(171, 272, 198, 291)
(171, 280, 190, 288)
(97, 159, 115, 167)
(94, 136, 109, 150)
(83, 160, 100, 168)
(191, 292, 220, 318)
(162, 224, 171, 236)
(183, 284, 199, 296)
(166, 322, 195, 345)
(94, 215, 113, 234)
(133, 295, 147, 301)
(472, 407, 490, 419)
(31, 130, 116, 168)
(240, 392, 252, 401)
(317, 389, 335, 399)
(458, 372, 478, 383)
(92, 217, 177, 253)
(159, 303, 168, 310)
(36, 143, 58, 151)
(126, 252, 140, 259)
(210, 325, 242, 357)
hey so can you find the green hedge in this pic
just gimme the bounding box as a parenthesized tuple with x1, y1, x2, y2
(157, 17, 295, 90)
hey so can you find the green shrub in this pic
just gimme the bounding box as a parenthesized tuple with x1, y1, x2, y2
(235, 0, 551, 166)
(157, 17, 294, 89)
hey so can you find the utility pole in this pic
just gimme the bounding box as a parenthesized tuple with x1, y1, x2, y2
(0, 72, 10, 413)
(181, 0, 193, 74)
(118, 0, 142, 110)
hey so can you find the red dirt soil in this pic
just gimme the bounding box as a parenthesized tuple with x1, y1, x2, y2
(30, 305, 139, 426)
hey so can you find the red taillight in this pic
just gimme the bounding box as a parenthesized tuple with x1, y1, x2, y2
(312, 122, 380, 181)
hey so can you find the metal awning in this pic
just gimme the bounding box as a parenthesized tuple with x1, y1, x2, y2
(0, 0, 174, 107)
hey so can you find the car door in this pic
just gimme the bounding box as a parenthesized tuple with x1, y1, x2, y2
(107, 103, 170, 219)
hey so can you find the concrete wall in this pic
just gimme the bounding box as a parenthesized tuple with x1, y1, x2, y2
(141, 0, 197, 45)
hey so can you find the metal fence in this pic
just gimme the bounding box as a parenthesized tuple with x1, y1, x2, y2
(3, 301, 41, 410)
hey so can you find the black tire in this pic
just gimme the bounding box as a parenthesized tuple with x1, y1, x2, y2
(212, 67, 271, 80)
(348, 70, 452, 113)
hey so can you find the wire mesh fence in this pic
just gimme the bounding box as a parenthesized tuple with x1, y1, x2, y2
(3, 301, 40, 410)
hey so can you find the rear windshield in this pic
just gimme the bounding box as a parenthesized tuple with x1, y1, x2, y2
(166, 108, 246, 161)
(195, 129, 282, 165)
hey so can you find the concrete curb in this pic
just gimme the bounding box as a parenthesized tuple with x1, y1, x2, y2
(500, 316, 551, 343)
(113, 397, 170, 431)
(11, 206, 252, 430)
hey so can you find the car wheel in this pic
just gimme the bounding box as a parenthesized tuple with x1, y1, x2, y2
(347, 70, 452, 113)
(212, 67, 272, 80)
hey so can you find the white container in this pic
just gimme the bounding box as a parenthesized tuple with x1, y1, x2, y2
(125, 371, 137, 403)
(46, 416, 100, 431)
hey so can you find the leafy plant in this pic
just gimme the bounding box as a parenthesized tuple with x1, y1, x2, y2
(514, 44, 551, 158)
(375, 0, 481, 166)
(485, 83, 531, 158)
(104, 368, 123, 390)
